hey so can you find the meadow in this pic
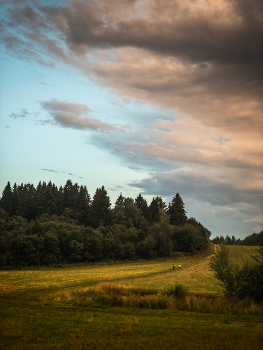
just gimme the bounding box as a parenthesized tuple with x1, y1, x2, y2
(0, 245, 262, 349)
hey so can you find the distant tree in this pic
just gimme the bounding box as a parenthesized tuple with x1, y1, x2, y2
(112, 194, 126, 226)
(242, 231, 263, 246)
(43, 184, 57, 216)
(150, 209, 173, 257)
(63, 180, 75, 210)
(74, 185, 91, 226)
(91, 186, 112, 228)
(83, 228, 103, 261)
(12, 183, 22, 216)
(56, 186, 64, 216)
(187, 217, 211, 240)
(115, 193, 125, 206)
(135, 194, 150, 221)
(0, 182, 13, 214)
(173, 223, 209, 254)
(168, 193, 187, 226)
(42, 231, 61, 265)
(149, 196, 166, 223)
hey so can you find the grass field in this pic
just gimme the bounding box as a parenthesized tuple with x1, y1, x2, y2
(0, 244, 262, 349)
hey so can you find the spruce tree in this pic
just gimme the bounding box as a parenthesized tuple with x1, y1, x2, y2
(135, 194, 150, 221)
(91, 186, 112, 228)
(0, 182, 13, 214)
(168, 193, 187, 226)
(74, 185, 91, 226)
(149, 196, 166, 222)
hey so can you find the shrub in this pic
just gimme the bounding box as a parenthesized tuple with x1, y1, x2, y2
(162, 283, 189, 299)
(210, 244, 263, 301)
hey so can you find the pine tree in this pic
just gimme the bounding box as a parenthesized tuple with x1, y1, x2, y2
(74, 185, 91, 226)
(63, 180, 77, 210)
(135, 194, 150, 221)
(35, 182, 47, 218)
(149, 196, 166, 222)
(115, 193, 125, 206)
(43, 184, 57, 216)
(12, 183, 22, 216)
(0, 182, 13, 214)
(23, 183, 36, 221)
(168, 193, 187, 226)
(91, 186, 112, 228)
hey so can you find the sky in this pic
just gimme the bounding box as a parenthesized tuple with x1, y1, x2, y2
(0, 0, 262, 239)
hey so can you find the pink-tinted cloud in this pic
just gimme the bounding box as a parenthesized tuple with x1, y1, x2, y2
(1, 0, 262, 233)
(41, 99, 131, 132)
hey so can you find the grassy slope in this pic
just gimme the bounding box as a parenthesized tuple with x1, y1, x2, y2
(0, 244, 262, 350)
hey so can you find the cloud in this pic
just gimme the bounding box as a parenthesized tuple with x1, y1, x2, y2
(40, 99, 131, 132)
(2, 0, 262, 134)
(128, 166, 263, 228)
(42, 168, 83, 179)
(1, 0, 262, 234)
(42, 168, 60, 174)
(9, 108, 29, 119)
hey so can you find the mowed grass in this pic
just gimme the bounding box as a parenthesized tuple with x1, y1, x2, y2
(0, 244, 218, 294)
(0, 244, 262, 350)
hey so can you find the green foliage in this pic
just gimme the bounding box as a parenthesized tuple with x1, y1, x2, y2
(162, 283, 189, 299)
(0, 180, 213, 267)
(168, 193, 187, 226)
(241, 231, 263, 246)
(91, 186, 112, 228)
(173, 223, 209, 253)
(210, 244, 263, 301)
(210, 244, 237, 297)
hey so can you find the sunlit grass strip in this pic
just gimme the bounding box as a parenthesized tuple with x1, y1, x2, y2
(56, 282, 263, 315)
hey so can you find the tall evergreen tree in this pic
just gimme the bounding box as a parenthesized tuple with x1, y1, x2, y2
(0, 182, 13, 214)
(149, 196, 166, 223)
(135, 194, 150, 221)
(113, 193, 126, 225)
(35, 182, 47, 218)
(23, 183, 36, 221)
(115, 193, 125, 206)
(43, 184, 57, 216)
(91, 186, 112, 228)
(74, 185, 91, 226)
(168, 193, 187, 226)
(12, 183, 22, 216)
(63, 180, 76, 210)
(56, 186, 64, 216)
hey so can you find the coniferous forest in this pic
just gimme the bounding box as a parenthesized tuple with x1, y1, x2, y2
(0, 179, 212, 267)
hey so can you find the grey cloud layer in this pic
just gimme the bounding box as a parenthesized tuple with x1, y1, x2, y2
(1, 0, 262, 232)
(41, 99, 131, 132)
(40, 0, 262, 66)
(2, 0, 262, 130)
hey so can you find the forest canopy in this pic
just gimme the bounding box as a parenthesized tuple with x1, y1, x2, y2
(0, 180, 212, 267)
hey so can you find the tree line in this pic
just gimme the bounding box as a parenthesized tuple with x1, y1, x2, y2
(0, 180, 211, 267)
(211, 231, 263, 246)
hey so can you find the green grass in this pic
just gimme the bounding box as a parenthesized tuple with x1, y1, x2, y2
(0, 245, 262, 349)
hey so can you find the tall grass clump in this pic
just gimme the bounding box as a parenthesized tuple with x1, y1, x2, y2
(161, 283, 189, 299)
(56, 282, 263, 315)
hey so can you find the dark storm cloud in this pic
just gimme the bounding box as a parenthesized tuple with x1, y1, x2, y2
(39, 0, 262, 69)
